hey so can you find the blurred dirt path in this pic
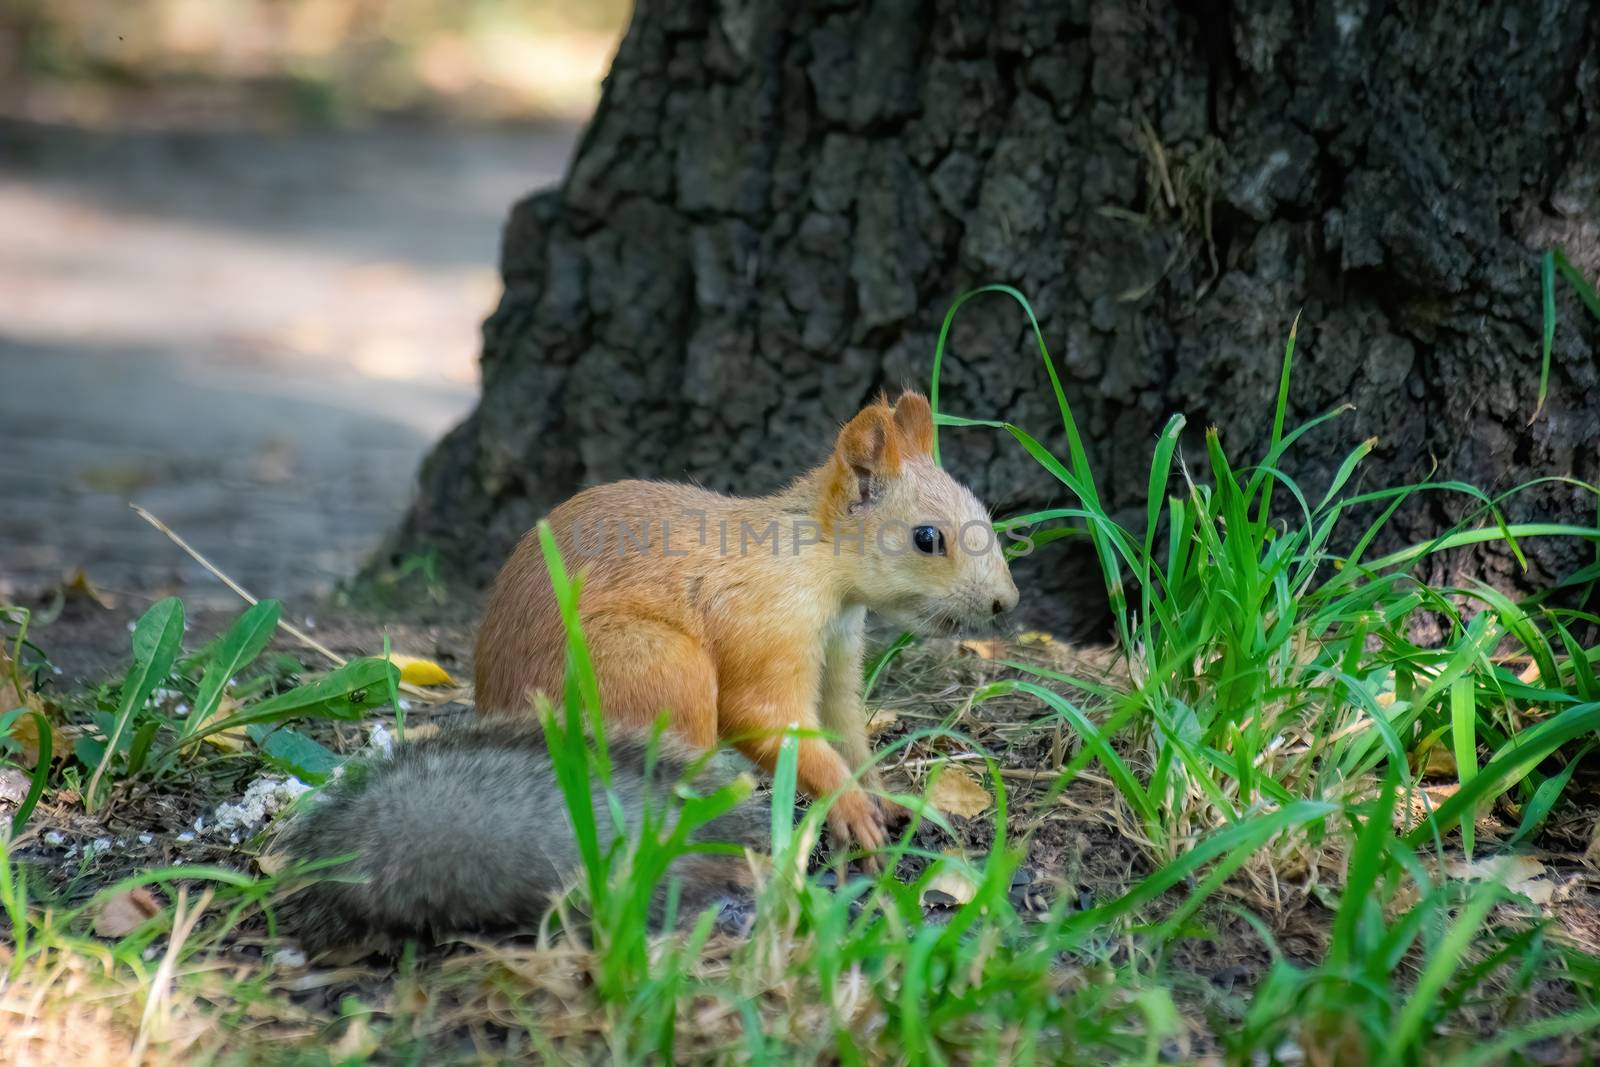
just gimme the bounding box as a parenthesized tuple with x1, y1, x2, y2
(0, 120, 576, 609)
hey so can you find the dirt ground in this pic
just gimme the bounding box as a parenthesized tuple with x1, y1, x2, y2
(5, 112, 1599, 1065)
(0, 117, 577, 608)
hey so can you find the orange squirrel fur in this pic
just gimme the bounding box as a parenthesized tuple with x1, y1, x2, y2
(473, 390, 1018, 851)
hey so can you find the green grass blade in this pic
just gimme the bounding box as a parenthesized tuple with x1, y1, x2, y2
(186, 599, 280, 740)
(536, 520, 611, 780)
(1387, 879, 1502, 1062)
(1066, 801, 1337, 935)
(1255, 312, 1298, 534)
(770, 726, 799, 859)
(1002, 679, 1157, 829)
(1330, 770, 1400, 968)
(87, 596, 185, 809)
(1554, 247, 1600, 316)
(1535, 249, 1555, 423)
(1503, 741, 1592, 847)
(1444, 1006, 1600, 1067)
(1143, 413, 1186, 626)
(1448, 676, 1478, 857)
(10, 710, 51, 835)
(862, 631, 915, 702)
(1407, 701, 1600, 846)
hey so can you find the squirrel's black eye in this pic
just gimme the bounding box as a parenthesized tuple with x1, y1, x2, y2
(912, 525, 945, 555)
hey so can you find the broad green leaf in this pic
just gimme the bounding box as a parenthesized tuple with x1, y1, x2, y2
(257, 727, 341, 785)
(87, 597, 185, 809)
(178, 657, 399, 748)
(187, 599, 281, 740)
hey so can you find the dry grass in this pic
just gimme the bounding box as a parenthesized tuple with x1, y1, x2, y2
(5, 631, 1597, 1063)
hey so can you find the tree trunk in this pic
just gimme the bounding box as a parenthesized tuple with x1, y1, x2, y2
(377, 0, 1600, 634)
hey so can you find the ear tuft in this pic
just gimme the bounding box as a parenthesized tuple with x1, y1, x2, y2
(838, 405, 895, 476)
(830, 402, 900, 512)
(893, 391, 934, 455)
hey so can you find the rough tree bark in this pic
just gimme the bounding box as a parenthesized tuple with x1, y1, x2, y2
(377, 0, 1600, 634)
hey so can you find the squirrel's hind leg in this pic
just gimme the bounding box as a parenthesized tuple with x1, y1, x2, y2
(586, 612, 719, 749)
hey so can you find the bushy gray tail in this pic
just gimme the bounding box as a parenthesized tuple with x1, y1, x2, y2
(271, 723, 767, 957)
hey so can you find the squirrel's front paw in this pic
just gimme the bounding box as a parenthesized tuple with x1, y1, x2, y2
(828, 787, 889, 861)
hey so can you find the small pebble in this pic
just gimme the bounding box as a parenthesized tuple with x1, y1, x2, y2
(274, 945, 308, 969)
(211, 776, 312, 836)
(138, 833, 154, 845)
(176, 831, 195, 843)
(44, 830, 67, 847)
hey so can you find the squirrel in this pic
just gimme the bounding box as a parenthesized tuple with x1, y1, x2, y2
(273, 722, 768, 957)
(271, 390, 1016, 954)
(473, 390, 1019, 854)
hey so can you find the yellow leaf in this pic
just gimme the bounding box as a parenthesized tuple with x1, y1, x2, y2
(399, 722, 442, 743)
(388, 655, 455, 687)
(204, 731, 247, 753)
(959, 639, 1006, 660)
(1017, 631, 1055, 646)
(93, 886, 162, 937)
(927, 763, 992, 818)
(192, 695, 247, 753)
(1446, 854, 1553, 906)
(0, 646, 62, 767)
(920, 849, 979, 907)
(865, 709, 899, 738)
(64, 567, 116, 610)
(1415, 742, 1456, 779)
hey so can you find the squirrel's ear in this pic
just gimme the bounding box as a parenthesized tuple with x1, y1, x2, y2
(892, 391, 934, 455)
(831, 403, 901, 510)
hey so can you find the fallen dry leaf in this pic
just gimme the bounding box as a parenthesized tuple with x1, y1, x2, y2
(398, 722, 442, 743)
(1415, 743, 1457, 779)
(6, 709, 66, 768)
(1446, 854, 1554, 905)
(0, 646, 63, 767)
(388, 654, 456, 687)
(927, 763, 992, 818)
(1017, 630, 1055, 646)
(93, 886, 162, 937)
(865, 710, 899, 738)
(920, 849, 979, 907)
(256, 851, 289, 877)
(331, 1014, 380, 1060)
(959, 639, 1007, 661)
(0, 766, 30, 807)
(63, 567, 117, 610)
(190, 695, 247, 753)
